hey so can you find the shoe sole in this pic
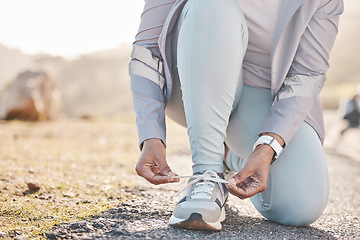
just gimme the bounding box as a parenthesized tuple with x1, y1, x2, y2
(169, 208, 225, 231)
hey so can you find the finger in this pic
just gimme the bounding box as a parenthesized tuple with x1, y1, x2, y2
(141, 170, 179, 185)
(136, 159, 180, 185)
(227, 168, 251, 188)
(227, 175, 249, 199)
(227, 186, 246, 199)
(226, 166, 254, 199)
(228, 183, 259, 199)
(151, 174, 179, 185)
(136, 163, 170, 184)
(151, 164, 179, 183)
(228, 176, 265, 199)
(156, 160, 177, 177)
(151, 165, 162, 175)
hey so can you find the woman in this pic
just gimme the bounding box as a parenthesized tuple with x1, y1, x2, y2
(129, 0, 343, 231)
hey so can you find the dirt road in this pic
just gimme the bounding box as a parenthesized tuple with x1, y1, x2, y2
(45, 111, 360, 239)
(0, 111, 358, 239)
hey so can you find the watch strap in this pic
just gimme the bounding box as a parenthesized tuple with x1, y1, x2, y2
(253, 135, 284, 160)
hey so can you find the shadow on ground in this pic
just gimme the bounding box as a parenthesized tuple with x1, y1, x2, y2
(46, 187, 337, 240)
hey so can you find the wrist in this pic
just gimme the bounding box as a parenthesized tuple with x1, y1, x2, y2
(254, 134, 285, 161)
(251, 145, 274, 166)
(143, 138, 165, 150)
(254, 143, 275, 154)
(254, 144, 275, 159)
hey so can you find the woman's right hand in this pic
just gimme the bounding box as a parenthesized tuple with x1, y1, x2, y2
(135, 138, 179, 185)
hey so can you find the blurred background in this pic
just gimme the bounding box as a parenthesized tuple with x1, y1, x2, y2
(0, 0, 358, 119)
(0, 0, 143, 119)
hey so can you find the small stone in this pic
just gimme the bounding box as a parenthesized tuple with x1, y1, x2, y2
(14, 235, 28, 240)
(151, 211, 159, 216)
(117, 208, 125, 213)
(131, 209, 139, 214)
(83, 223, 94, 232)
(93, 222, 104, 229)
(27, 182, 41, 192)
(106, 228, 131, 237)
(62, 192, 74, 198)
(134, 232, 144, 237)
(69, 223, 80, 229)
(46, 233, 57, 240)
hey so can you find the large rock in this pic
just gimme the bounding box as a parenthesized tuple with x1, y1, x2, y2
(0, 71, 61, 121)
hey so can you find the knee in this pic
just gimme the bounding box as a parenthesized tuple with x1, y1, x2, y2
(258, 196, 328, 226)
(261, 209, 322, 226)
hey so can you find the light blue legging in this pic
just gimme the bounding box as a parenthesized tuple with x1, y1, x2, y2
(165, 0, 329, 226)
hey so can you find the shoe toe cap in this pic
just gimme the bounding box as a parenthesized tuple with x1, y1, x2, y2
(173, 201, 222, 223)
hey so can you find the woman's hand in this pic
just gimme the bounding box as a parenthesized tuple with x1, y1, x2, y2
(135, 138, 179, 185)
(226, 144, 273, 199)
(227, 133, 284, 199)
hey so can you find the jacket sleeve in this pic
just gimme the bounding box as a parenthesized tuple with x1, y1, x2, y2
(258, 0, 344, 145)
(129, 0, 176, 149)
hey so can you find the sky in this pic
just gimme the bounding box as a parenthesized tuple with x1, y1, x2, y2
(0, 0, 144, 58)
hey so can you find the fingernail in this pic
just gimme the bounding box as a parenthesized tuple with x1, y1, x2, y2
(228, 178, 235, 185)
(168, 171, 176, 177)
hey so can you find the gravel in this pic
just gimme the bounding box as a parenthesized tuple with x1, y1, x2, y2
(46, 150, 360, 239)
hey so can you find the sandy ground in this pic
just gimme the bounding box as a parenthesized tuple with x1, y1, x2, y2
(43, 110, 360, 239)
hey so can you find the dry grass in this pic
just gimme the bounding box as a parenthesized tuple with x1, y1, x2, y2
(0, 115, 141, 238)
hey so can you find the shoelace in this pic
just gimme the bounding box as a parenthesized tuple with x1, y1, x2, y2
(174, 170, 228, 200)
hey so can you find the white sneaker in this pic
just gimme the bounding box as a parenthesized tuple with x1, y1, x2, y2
(169, 170, 229, 231)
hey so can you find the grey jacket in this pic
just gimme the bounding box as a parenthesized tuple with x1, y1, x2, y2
(129, 0, 344, 148)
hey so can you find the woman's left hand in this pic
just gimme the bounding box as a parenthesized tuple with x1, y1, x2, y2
(226, 144, 273, 199)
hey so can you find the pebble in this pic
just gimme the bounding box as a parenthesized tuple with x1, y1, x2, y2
(62, 192, 75, 198)
(106, 228, 131, 236)
(69, 223, 80, 229)
(14, 235, 28, 240)
(92, 222, 104, 229)
(27, 182, 41, 192)
(46, 233, 57, 239)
